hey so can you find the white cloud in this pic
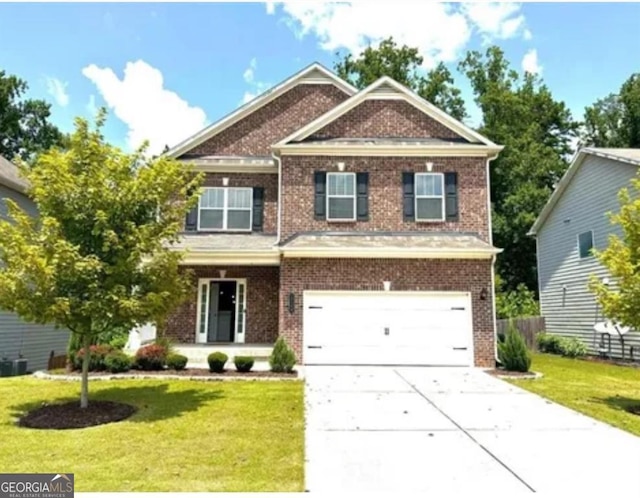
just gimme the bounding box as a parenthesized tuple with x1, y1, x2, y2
(86, 94, 98, 116)
(82, 60, 207, 155)
(241, 58, 271, 104)
(522, 48, 542, 75)
(266, 2, 532, 68)
(45, 77, 69, 107)
(523, 28, 533, 41)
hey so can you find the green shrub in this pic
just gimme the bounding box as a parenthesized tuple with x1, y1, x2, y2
(167, 353, 188, 371)
(558, 337, 588, 358)
(495, 280, 540, 319)
(208, 352, 228, 373)
(104, 351, 133, 373)
(135, 344, 167, 370)
(269, 338, 296, 373)
(497, 323, 532, 372)
(74, 344, 114, 371)
(537, 333, 563, 354)
(97, 327, 129, 350)
(234, 356, 255, 373)
(154, 336, 176, 355)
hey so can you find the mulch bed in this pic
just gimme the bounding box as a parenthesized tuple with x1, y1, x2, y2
(51, 368, 297, 378)
(18, 401, 136, 430)
(580, 356, 640, 369)
(485, 369, 538, 379)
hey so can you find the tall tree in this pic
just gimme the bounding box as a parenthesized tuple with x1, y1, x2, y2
(459, 46, 580, 292)
(582, 73, 640, 148)
(0, 111, 202, 408)
(334, 37, 467, 121)
(0, 70, 66, 161)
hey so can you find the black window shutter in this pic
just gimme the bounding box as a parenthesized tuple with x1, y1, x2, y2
(356, 172, 369, 221)
(402, 172, 415, 221)
(252, 187, 265, 232)
(314, 171, 327, 220)
(185, 190, 199, 231)
(445, 172, 459, 222)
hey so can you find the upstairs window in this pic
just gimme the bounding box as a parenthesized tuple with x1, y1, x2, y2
(327, 172, 356, 221)
(578, 230, 594, 259)
(415, 173, 445, 222)
(199, 187, 253, 231)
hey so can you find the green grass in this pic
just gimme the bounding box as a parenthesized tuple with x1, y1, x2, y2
(509, 353, 640, 436)
(0, 377, 304, 492)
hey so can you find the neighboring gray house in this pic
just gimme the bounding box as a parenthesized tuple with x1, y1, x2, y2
(530, 148, 640, 358)
(0, 155, 69, 371)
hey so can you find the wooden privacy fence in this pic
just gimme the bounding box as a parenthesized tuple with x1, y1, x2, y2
(497, 316, 546, 350)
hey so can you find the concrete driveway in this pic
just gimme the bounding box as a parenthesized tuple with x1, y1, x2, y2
(305, 366, 640, 494)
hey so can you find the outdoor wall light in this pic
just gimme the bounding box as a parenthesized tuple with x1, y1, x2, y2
(383, 281, 392, 291)
(219, 269, 227, 279)
(222, 177, 229, 186)
(337, 162, 346, 172)
(287, 292, 295, 314)
(426, 161, 434, 172)
(480, 288, 488, 301)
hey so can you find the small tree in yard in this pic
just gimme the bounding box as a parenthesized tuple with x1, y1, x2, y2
(590, 175, 640, 338)
(0, 111, 202, 408)
(498, 322, 532, 372)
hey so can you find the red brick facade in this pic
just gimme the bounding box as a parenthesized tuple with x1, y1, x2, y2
(279, 258, 495, 367)
(280, 155, 490, 241)
(185, 84, 350, 157)
(164, 266, 279, 344)
(311, 100, 465, 141)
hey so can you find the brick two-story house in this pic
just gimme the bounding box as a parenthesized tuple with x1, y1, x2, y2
(164, 63, 503, 367)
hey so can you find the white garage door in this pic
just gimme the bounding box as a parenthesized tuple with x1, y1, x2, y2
(303, 291, 473, 366)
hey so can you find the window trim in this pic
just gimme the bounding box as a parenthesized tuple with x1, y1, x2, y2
(326, 172, 357, 222)
(577, 230, 595, 259)
(198, 187, 253, 232)
(414, 172, 445, 222)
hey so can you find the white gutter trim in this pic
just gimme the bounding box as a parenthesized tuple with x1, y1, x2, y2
(273, 144, 504, 157)
(188, 162, 278, 174)
(281, 247, 502, 259)
(491, 253, 499, 364)
(181, 250, 281, 266)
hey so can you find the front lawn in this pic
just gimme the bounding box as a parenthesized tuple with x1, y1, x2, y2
(508, 353, 640, 437)
(0, 377, 304, 492)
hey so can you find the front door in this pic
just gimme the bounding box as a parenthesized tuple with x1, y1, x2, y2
(197, 279, 247, 344)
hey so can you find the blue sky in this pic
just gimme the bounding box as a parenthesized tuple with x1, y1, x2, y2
(1, 2, 638, 154)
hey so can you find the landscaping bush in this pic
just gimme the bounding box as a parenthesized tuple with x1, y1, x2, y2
(167, 353, 188, 371)
(234, 356, 255, 373)
(497, 323, 532, 372)
(104, 350, 133, 373)
(74, 344, 114, 371)
(154, 336, 176, 355)
(135, 344, 167, 371)
(208, 352, 228, 373)
(558, 337, 588, 358)
(537, 333, 563, 354)
(269, 338, 296, 373)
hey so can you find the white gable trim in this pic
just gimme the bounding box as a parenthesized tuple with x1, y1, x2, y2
(276, 76, 499, 147)
(165, 63, 357, 159)
(529, 148, 640, 236)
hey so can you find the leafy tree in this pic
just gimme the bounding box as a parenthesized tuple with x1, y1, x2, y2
(582, 73, 640, 148)
(590, 173, 640, 332)
(334, 37, 467, 120)
(0, 111, 202, 408)
(0, 69, 66, 161)
(495, 275, 539, 319)
(459, 46, 579, 291)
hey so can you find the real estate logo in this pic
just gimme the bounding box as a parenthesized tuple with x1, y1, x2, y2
(0, 474, 74, 498)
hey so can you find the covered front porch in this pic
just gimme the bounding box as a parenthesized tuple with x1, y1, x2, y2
(174, 343, 274, 369)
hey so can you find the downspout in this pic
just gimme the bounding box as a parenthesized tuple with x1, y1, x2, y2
(486, 154, 500, 365)
(272, 149, 283, 245)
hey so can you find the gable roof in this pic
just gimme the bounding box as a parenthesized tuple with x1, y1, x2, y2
(0, 155, 28, 193)
(529, 147, 640, 236)
(165, 63, 357, 159)
(275, 76, 500, 149)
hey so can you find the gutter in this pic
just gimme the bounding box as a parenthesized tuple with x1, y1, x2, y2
(271, 150, 283, 245)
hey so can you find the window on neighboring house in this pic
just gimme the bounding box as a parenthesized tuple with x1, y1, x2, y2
(199, 187, 253, 231)
(415, 173, 445, 221)
(326, 172, 356, 221)
(578, 230, 594, 259)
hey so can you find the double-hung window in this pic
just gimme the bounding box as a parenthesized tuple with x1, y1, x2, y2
(578, 230, 594, 259)
(199, 187, 253, 231)
(327, 172, 356, 221)
(415, 173, 445, 222)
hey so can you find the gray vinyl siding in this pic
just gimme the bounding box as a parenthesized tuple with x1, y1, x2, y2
(0, 185, 70, 371)
(537, 154, 640, 358)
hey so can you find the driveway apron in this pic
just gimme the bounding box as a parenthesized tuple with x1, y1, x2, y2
(304, 366, 640, 494)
